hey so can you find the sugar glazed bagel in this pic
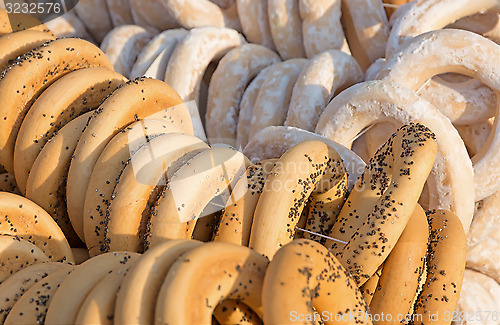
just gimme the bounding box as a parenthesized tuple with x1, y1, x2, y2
(377, 29, 500, 202)
(315, 81, 475, 232)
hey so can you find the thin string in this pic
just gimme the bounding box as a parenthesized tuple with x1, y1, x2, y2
(347, 124, 376, 144)
(296, 227, 348, 245)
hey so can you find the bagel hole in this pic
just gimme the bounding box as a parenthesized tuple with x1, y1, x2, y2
(199, 61, 219, 131)
(354, 121, 432, 209)
(446, 12, 500, 44)
(417, 72, 497, 162)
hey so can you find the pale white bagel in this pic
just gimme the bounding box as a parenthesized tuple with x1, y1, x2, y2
(249, 58, 308, 140)
(44, 12, 94, 41)
(158, 0, 241, 31)
(130, 28, 187, 79)
(299, 0, 347, 58)
(386, 0, 500, 57)
(206, 44, 281, 144)
(74, 0, 113, 43)
(377, 29, 500, 201)
(341, 0, 390, 69)
(268, 0, 306, 59)
(101, 25, 158, 78)
(285, 50, 363, 131)
(129, 0, 179, 30)
(236, 65, 275, 148)
(466, 191, 500, 282)
(236, 0, 275, 49)
(165, 27, 246, 105)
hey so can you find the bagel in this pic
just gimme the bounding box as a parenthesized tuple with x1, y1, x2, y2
(0, 193, 74, 263)
(214, 159, 277, 246)
(0, 10, 50, 34)
(263, 239, 371, 324)
(44, 252, 140, 324)
(249, 58, 308, 140)
(0, 30, 55, 72)
(466, 191, 500, 282)
(165, 27, 246, 104)
(100, 25, 158, 78)
(147, 146, 249, 248)
(66, 77, 189, 242)
(248, 140, 346, 259)
(285, 50, 363, 131)
(25, 112, 92, 247)
(206, 44, 281, 144)
(44, 12, 94, 41)
(299, 0, 347, 58)
(0, 38, 112, 174)
(369, 204, 429, 323)
(157, 0, 241, 31)
(130, 28, 187, 79)
(128, 0, 178, 30)
(105, 0, 134, 27)
(74, 0, 113, 43)
(0, 235, 49, 283)
(329, 124, 436, 286)
(236, 0, 275, 49)
(236, 65, 275, 148)
(0, 173, 21, 195)
(386, 0, 500, 57)
(268, 0, 306, 59)
(105, 133, 206, 254)
(377, 29, 500, 201)
(315, 81, 475, 232)
(15, 67, 127, 193)
(4, 265, 75, 325)
(456, 119, 493, 157)
(413, 210, 466, 323)
(85, 125, 194, 255)
(243, 126, 365, 190)
(114, 239, 202, 324)
(341, 0, 390, 70)
(0, 262, 66, 323)
(155, 242, 268, 324)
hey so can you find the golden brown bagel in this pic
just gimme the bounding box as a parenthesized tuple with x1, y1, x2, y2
(413, 210, 466, 324)
(263, 239, 371, 324)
